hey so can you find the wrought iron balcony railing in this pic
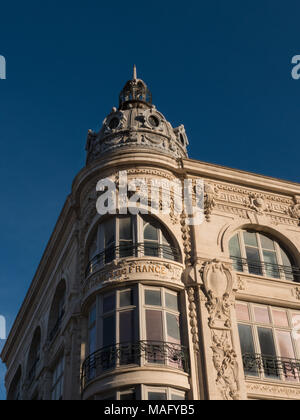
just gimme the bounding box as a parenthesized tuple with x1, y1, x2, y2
(242, 353, 300, 381)
(86, 243, 181, 277)
(81, 341, 190, 389)
(231, 256, 300, 282)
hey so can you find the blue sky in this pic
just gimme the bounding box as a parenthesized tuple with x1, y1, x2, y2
(0, 0, 300, 399)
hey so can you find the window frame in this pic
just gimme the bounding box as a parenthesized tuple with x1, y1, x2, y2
(236, 301, 300, 382)
(230, 230, 295, 282)
(86, 215, 179, 275)
(51, 355, 65, 401)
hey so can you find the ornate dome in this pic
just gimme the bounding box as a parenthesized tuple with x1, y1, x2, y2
(85, 67, 189, 165)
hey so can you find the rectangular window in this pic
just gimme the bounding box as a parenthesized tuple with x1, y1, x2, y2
(146, 310, 163, 342)
(238, 324, 258, 376)
(51, 357, 64, 401)
(257, 327, 279, 379)
(237, 302, 300, 382)
(119, 217, 133, 258)
(246, 247, 262, 275)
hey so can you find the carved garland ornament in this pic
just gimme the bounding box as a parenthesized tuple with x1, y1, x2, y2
(202, 259, 240, 400)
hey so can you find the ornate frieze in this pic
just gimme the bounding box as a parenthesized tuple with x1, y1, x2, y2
(246, 381, 300, 400)
(203, 180, 300, 226)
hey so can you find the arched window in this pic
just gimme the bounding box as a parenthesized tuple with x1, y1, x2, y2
(7, 366, 22, 401)
(48, 281, 66, 341)
(229, 230, 299, 282)
(27, 327, 41, 383)
(86, 215, 180, 276)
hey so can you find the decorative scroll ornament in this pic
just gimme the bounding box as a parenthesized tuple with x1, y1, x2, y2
(204, 183, 217, 221)
(211, 331, 240, 401)
(202, 260, 235, 329)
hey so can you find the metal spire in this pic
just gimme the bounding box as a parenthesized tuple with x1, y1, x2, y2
(133, 64, 137, 80)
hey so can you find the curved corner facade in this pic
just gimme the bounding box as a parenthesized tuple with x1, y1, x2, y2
(2, 70, 300, 401)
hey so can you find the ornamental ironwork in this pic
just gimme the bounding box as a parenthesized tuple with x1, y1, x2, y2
(81, 341, 190, 389)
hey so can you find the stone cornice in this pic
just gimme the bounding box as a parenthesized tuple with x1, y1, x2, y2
(183, 159, 300, 196)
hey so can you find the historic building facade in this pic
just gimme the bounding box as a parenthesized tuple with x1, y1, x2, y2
(2, 69, 300, 400)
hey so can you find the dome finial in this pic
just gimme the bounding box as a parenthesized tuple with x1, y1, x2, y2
(133, 64, 137, 80)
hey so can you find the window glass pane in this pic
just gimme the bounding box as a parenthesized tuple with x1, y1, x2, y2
(254, 306, 270, 324)
(238, 324, 256, 355)
(119, 311, 134, 343)
(104, 219, 115, 247)
(246, 247, 262, 275)
(236, 303, 250, 322)
(257, 327, 276, 356)
(229, 235, 241, 257)
(281, 249, 295, 282)
(145, 290, 161, 306)
(144, 241, 159, 257)
(244, 231, 258, 247)
(148, 392, 167, 400)
(257, 327, 279, 378)
(276, 331, 295, 359)
(146, 310, 163, 341)
(103, 294, 115, 313)
(263, 250, 280, 278)
(229, 235, 243, 272)
(272, 309, 289, 327)
(166, 313, 180, 342)
(120, 290, 133, 307)
(165, 293, 179, 312)
(292, 313, 300, 354)
(120, 391, 136, 400)
(119, 217, 132, 240)
(89, 326, 96, 354)
(281, 248, 292, 267)
(237, 324, 258, 377)
(171, 393, 185, 400)
(144, 223, 158, 241)
(103, 315, 115, 347)
(260, 234, 275, 250)
(89, 306, 96, 326)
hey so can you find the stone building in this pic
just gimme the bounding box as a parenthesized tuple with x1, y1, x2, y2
(2, 68, 300, 401)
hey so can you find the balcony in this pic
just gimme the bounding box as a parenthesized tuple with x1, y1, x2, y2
(242, 353, 300, 382)
(81, 341, 190, 390)
(85, 243, 181, 277)
(231, 257, 300, 282)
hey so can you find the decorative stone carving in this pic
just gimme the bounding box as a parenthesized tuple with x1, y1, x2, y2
(249, 193, 267, 214)
(288, 196, 300, 224)
(85, 73, 189, 165)
(211, 330, 240, 400)
(202, 260, 235, 329)
(294, 287, 300, 300)
(187, 287, 199, 351)
(204, 183, 217, 221)
(201, 259, 241, 400)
